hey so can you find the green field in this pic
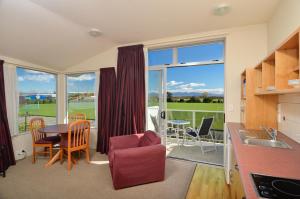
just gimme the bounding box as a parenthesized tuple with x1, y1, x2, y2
(167, 102, 224, 111)
(19, 102, 95, 120)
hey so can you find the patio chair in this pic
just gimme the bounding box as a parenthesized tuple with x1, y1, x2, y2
(150, 114, 176, 140)
(185, 117, 217, 154)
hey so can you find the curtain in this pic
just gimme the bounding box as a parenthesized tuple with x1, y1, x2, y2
(0, 60, 16, 171)
(96, 67, 116, 154)
(3, 63, 18, 136)
(113, 44, 146, 137)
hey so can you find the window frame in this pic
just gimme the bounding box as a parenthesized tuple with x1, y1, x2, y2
(147, 40, 225, 70)
(16, 66, 59, 134)
(65, 72, 97, 128)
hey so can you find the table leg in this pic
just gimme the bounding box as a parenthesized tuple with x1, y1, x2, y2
(44, 149, 62, 168)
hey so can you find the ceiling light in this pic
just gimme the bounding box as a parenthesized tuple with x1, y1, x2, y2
(88, 28, 102, 37)
(213, 4, 231, 16)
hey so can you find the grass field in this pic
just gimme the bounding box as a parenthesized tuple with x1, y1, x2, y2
(19, 102, 224, 131)
(19, 102, 95, 120)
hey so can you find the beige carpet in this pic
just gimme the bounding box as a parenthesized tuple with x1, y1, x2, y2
(0, 151, 196, 199)
(167, 144, 224, 166)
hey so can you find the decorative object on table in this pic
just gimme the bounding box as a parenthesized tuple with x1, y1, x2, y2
(185, 117, 217, 154)
(108, 131, 166, 189)
(62, 120, 90, 174)
(288, 79, 300, 88)
(30, 118, 60, 164)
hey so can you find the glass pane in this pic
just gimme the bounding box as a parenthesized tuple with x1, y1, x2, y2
(178, 42, 224, 64)
(148, 48, 173, 66)
(147, 70, 162, 132)
(17, 67, 57, 133)
(67, 73, 96, 126)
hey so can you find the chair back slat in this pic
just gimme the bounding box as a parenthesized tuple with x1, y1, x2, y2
(198, 117, 214, 136)
(68, 120, 90, 149)
(68, 113, 86, 123)
(30, 118, 46, 143)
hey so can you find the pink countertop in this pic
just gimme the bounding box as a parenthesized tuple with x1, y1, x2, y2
(227, 122, 300, 199)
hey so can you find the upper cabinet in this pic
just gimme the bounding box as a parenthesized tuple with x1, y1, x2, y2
(255, 29, 300, 95)
(240, 28, 300, 130)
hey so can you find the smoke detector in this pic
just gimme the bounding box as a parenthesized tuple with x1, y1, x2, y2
(213, 4, 231, 16)
(89, 28, 102, 37)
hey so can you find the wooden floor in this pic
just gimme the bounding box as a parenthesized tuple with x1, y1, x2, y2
(186, 164, 231, 199)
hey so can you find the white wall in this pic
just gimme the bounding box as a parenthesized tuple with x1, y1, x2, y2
(267, 0, 300, 52)
(69, 24, 268, 123)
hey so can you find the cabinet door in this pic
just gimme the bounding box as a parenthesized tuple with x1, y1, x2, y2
(230, 150, 246, 199)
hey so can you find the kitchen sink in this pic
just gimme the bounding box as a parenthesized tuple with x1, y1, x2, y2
(239, 130, 292, 149)
(244, 138, 291, 149)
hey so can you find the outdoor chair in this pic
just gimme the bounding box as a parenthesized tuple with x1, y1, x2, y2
(185, 117, 217, 154)
(150, 114, 176, 141)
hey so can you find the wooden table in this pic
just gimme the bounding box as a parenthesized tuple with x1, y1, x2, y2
(38, 124, 69, 167)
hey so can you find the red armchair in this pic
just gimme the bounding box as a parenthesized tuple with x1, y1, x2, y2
(108, 131, 166, 189)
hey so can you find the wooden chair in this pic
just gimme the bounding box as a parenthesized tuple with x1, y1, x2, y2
(30, 118, 60, 164)
(68, 113, 86, 123)
(62, 120, 90, 174)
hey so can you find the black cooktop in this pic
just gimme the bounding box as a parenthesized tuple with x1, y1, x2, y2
(251, 173, 300, 199)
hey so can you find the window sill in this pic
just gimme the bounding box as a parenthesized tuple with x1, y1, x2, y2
(12, 131, 30, 138)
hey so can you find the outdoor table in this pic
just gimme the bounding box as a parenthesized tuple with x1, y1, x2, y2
(168, 120, 190, 145)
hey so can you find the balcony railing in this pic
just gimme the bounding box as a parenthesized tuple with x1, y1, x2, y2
(147, 106, 225, 143)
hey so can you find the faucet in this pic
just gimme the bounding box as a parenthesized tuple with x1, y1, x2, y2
(261, 126, 277, 141)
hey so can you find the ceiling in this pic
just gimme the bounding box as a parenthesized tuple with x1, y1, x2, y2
(0, 0, 280, 70)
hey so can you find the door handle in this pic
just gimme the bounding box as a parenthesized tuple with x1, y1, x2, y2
(160, 111, 166, 119)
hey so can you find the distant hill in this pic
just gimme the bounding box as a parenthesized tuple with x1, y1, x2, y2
(171, 92, 223, 97)
(149, 92, 224, 97)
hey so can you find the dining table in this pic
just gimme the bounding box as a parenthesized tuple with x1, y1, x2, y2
(38, 124, 70, 167)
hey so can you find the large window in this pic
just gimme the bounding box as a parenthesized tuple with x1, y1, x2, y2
(17, 67, 57, 133)
(66, 73, 96, 126)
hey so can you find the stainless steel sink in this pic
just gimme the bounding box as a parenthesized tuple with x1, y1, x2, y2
(243, 138, 291, 149)
(239, 130, 291, 149)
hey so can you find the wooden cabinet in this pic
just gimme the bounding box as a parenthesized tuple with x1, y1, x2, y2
(229, 147, 246, 199)
(241, 27, 300, 130)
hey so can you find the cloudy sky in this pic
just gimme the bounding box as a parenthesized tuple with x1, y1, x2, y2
(148, 42, 224, 95)
(17, 68, 95, 94)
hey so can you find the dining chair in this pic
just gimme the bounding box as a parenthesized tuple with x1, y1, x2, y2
(68, 113, 86, 123)
(185, 117, 217, 154)
(29, 118, 60, 164)
(62, 120, 90, 174)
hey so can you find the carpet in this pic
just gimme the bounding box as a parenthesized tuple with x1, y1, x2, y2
(0, 151, 196, 199)
(167, 144, 224, 166)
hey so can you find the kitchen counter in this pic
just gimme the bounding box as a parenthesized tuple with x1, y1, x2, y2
(227, 122, 300, 199)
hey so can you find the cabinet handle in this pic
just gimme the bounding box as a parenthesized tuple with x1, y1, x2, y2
(235, 164, 239, 171)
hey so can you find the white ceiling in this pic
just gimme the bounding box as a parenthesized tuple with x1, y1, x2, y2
(0, 0, 280, 70)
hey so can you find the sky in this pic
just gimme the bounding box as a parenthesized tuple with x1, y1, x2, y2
(148, 42, 224, 95)
(17, 68, 95, 94)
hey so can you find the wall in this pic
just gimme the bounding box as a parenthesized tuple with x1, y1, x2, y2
(69, 24, 268, 123)
(267, 0, 300, 51)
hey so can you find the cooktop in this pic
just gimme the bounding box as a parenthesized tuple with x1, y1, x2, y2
(251, 173, 300, 199)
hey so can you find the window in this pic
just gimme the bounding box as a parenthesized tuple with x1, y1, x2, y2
(177, 42, 224, 63)
(148, 48, 173, 66)
(17, 67, 57, 133)
(66, 73, 96, 127)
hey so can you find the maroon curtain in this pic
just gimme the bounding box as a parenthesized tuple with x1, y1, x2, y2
(97, 67, 116, 154)
(0, 60, 16, 171)
(113, 44, 145, 137)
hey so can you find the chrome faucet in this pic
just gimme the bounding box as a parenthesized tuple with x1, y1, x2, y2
(261, 126, 277, 141)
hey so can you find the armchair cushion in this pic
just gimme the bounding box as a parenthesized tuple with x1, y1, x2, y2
(138, 131, 161, 147)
